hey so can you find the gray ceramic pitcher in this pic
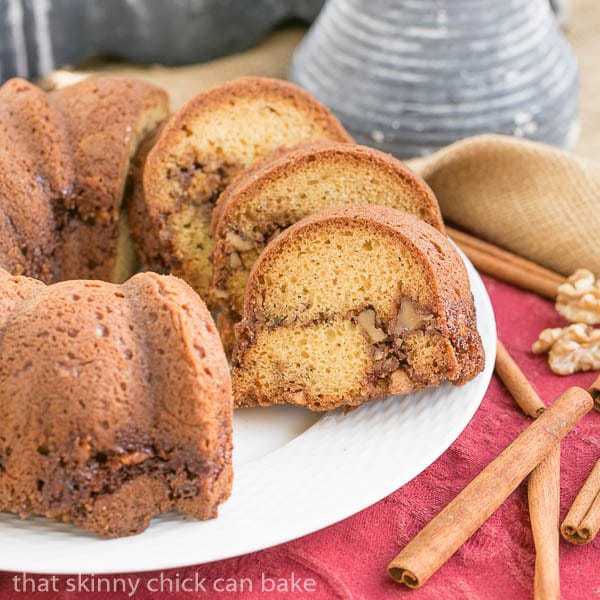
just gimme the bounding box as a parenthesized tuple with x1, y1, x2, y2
(291, 0, 579, 157)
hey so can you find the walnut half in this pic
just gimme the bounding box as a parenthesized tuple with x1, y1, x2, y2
(532, 323, 600, 375)
(390, 299, 433, 335)
(556, 269, 600, 325)
(356, 309, 387, 343)
(118, 450, 152, 466)
(229, 251, 242, 268)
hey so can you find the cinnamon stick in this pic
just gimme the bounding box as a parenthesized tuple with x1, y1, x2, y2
(528, 445, 561, 600)
(447, 227, 564, 284)
(494, 340, 560, 599)
(589, 375, 600, 412)
(447, 226, 562, 300)
(561, 459, 600, 545)
(387, 387, 593, 589)
(495, 341, 545, 418)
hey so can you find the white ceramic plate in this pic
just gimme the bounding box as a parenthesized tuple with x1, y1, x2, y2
(0, 253, 496, 574)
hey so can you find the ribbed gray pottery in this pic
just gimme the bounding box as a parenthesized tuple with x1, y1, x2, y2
(291, 0, 579, 157)
(550, 0, 570, 25)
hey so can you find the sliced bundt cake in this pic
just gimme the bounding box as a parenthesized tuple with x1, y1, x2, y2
(0, 76, 169, 283)
(50, 77, 169, 282)
(233, 206, 484, 411)
(211, 141, 444, 318)
(0, 268, 232, 538)
(0, 78, 69, 282)
(129, 76, 352, 301)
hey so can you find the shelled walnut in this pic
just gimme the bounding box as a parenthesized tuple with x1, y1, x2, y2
(532, 323, 600, 375)
(117, 450, 152, 466)
(556, 269, 600, 325)
(356, 309, 387, 343)
(391, 299, 433, 334)
(229, 251, 242, 268)
(226, 231, 254, 252)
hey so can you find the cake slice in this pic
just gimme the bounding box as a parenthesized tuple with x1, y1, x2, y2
(211, 141, 444, 317)
(232, 206, 484, 411)
(129, 77, 352, 301)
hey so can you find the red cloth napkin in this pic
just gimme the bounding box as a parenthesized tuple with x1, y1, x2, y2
(1, 276, 598, 599)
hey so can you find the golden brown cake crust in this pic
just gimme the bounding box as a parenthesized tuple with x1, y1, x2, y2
(210, 141, 445, 319)
(0, 78, 69, 282)
(234, 206, 484, 410)
(0, 76, 169, 284)
(151, 77, 351, 164)
(0, 268, 232, 538)
(212, 141, 444, 238)
(49, 77, 169, 282)
(129, 77, 352, 301)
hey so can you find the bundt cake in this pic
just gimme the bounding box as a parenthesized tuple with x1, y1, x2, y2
(211, 141, 444, 318)
(129, 76, 352, 301)
(0, 268, 232, 538)
(232, 206, 484, 411)
(0, 76, 169, 284)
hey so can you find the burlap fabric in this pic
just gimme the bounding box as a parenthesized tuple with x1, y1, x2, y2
(407, 135, 600, 276)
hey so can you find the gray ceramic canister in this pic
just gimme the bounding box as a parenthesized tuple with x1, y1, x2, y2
(291, 0, 579, 157)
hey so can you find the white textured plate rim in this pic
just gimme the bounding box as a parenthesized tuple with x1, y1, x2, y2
(0, 252, 496, 574)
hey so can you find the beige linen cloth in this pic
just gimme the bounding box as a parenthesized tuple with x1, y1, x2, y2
(407, 135, 600, 276)
(42, 0, 600, 276)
